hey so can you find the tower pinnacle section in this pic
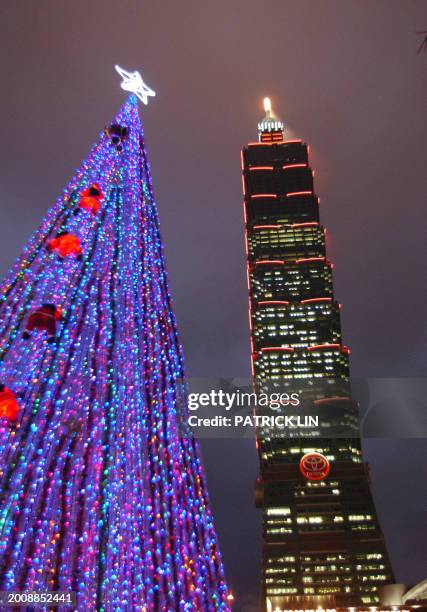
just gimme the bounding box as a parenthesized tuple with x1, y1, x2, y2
(258, 96, 285, 143)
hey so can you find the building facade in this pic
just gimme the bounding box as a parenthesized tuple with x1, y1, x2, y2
(241, 99, 394, 610)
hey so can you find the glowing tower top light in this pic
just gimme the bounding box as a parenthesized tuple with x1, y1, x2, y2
(258, 96, 285, 142)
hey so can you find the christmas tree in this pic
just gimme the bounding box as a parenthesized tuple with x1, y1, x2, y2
(0, 93, 229, 610)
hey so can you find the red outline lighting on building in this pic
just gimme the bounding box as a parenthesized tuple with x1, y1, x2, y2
(253, 225, 281, 230)
(247, 139, 302, 147)
(282, 163, 308, 170)
(300, 297, 333, 304)
(258, 301, 290, 306)
(296, 257, 325, 264)
(307, 343, 341, 351)
(249, 166, 274, 171)
(260, 346, 295, 353)
(286, 191, 313, 198)
(291, 222, 319, 228)
(254, 260, 285, 266)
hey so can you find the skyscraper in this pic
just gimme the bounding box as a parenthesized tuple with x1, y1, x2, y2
(241, 99, 393, 610)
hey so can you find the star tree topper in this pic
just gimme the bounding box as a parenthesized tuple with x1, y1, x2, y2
(115, 65, 156, 105)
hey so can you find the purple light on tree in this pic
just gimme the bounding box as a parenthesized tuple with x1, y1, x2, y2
(0, 94, 229, 611)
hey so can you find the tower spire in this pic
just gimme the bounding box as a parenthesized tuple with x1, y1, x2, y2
(263, 96, 273, 119)
(258, 96, 284, 143)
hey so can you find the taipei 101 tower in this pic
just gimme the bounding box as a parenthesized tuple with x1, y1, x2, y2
(241, 98, 394, 610)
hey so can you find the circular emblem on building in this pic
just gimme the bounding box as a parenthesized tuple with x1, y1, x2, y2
(299, 452, 330, 481)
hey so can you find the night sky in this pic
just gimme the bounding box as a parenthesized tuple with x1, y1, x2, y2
(1, 1, 427, 609)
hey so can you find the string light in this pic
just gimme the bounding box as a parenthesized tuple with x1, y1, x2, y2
(0, 95, 229, 610)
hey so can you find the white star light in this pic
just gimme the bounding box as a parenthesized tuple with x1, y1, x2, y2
(115, 65, 156, 105)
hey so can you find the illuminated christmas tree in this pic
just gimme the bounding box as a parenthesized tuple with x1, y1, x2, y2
(0, 80, 229, 610)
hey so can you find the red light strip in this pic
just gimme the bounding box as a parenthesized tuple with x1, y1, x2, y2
(307, 343, 350, 353)
(286, 191, 313, 198)
(260, 346, 295, 353)
(240, 151, 247, 197)
(252, 224, 281, 230)
(282, 163, 307, 170)
(307, 343, 341, 351)
(247, 139, 302, 147)
(291, 222, 319, 228)
(242, 146, 256, 379)
(253, 257, 331, 267)
(314, 396, 352, 405)
(296, 257, 325, 264)
(254, 260, 285, 265)
(249, 166, 274, 171)
(300, 297, 333, 304)
(258, 300, 290, 306)
(251, 194, 277, 199)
